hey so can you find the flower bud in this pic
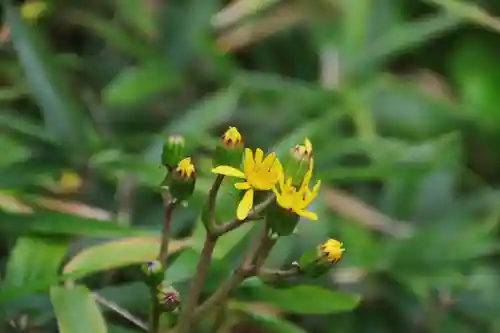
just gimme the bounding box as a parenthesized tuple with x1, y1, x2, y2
(213, 127, 244, 169)
(163, 157, 196, 203)
(282, 138, 313, 187)
(156, 281, 181, 313)
(265, 201, 300, 237)
(20, 0, 48, 22)
(140, 260, 164, 287)
(161, 135, 185, 169)
(299, 239, 345, 277)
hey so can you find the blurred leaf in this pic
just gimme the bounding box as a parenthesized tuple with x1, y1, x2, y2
(0, 210, 152, 237)
(103, 59, 176, 107)
(114, 0, 156, 38)
(368, 75, 466, 140)
(449, 37, 500, 128)
(144, 87, 239, 162)
(0, 112, 56, 144)
(425, 0, 500, 35)
(4, 4, 92, 152)
(63, 236, 191, 279)
(98, 283, 150, 315)
(51, 285, 107, 333)
(70, 10, 156, 61)
(4, 236, 68, 288)
(160, 0, 218, 70)
(345, 13, 460, 77)
(237, 307, 307, 333)
(247, 285, 360, 314)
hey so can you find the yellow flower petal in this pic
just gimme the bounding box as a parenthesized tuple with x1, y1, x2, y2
(237, 188, 254, 220)
(243, 148, 254, 173)
(212, 166, 245, 178)
(255, 148, 264, 165)
(235, 182, 251, 190)
(261, 152, 276, 169)
(297, 209, 318, 221)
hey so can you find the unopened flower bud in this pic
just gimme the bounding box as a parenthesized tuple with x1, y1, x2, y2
(161, 135, 185, 169)
(20, 0, 48, 22)
(140, 260, 164, 287)
(213, 127, 244, 169)
(156, 282, 181, 313)
(299, 239, 345, 277)
(282, 138, 313, 187)
(163, 157, 196, 203)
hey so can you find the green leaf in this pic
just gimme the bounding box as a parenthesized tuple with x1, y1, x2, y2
(4, 4, 91, 152)
(4, 236, 68, 288)
(0, 210, 152, 237)
(144, 87, 239, 163)
(247, 285, 360, 314)
(63, 236, 190, 280)
(51, 285, 107, 333)
(103, 60, 177, 107)
(238, 308, 307, 333)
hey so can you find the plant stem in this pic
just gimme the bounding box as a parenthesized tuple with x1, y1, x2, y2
(149, 196, 177, 333)
(158, 197, 177, 264)
(176, 175, 224, 333)
(176, 235, 217, 333)
(149, 300, 161, 333)
(212, 194, 275, 237)
(193, 226, 270, 319)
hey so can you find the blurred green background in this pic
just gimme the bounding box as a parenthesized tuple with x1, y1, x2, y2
(3, 0, 500, 332)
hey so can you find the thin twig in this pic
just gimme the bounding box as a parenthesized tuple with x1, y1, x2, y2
(206, 174, 225, 235)
(158, 197, 177, 264)
(212, 194, 275, 237)
(93, 292, 148, 331)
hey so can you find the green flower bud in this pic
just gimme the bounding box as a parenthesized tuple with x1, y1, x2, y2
(299, 239, 345, 277)
(213, 127, 244, 169)
(282, 138, 313, 187)
(156, 281, 181, 313)
(265, 200, 300, 237)
(140, 260, 164, 287)
(163, 157, 196, 203)
(162, 135, 185, 169)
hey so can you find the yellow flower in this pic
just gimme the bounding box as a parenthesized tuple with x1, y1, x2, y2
(176, 158, 195, 178)
(212, 148, 283, 220)
(319, 239, 345, 263)
(221, 126, 243, 146)
(273, 159, 320, 220)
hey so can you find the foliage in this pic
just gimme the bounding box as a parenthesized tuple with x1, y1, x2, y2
(1, 0, 500, 332)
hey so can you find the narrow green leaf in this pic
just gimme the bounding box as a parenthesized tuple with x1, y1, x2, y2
(345, 13, 460, 76)
(63, 236, 189, 280)
(0, 210, 153, 237)
(103, 60, 177, 107)
(238, 308, 307, 333)
(248, 285, 360, 314)
(4, 4, 91, 151)
(4, 236, 69, 288)
(51, 285, 107, 333)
